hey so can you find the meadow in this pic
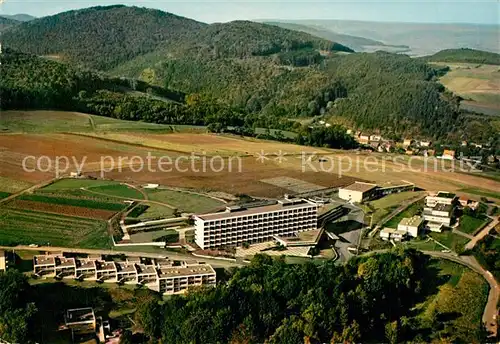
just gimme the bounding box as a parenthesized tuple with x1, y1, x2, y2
(2, 110, 500, 200)
(145, 188, 225, 214)
(435, 63, 500, 114)
(0, 208, 111, 248)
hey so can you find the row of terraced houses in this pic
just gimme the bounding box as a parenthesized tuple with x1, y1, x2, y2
(33, 253, 216, 295)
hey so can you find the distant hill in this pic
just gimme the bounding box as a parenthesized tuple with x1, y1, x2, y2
(264, 21, 409, 52)
(268, 19, 500, 56)
(3, 5, 497, 142)
(0, 17, 20, 33)
(0, 14, 36, 22)
(2, 5, 351, 71)
(422, 48, 500, 65)
(2, 5, 207, 70)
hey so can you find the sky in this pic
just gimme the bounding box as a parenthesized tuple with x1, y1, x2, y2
(0, 0, 499, 25)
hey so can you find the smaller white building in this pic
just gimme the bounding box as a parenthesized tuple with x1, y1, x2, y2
(397, 216, 423, 238)
(380, 228, 396, 241)
(379, 228, 407, 242)
(0, 250, 6, 272)
(338, 182, 378, 203)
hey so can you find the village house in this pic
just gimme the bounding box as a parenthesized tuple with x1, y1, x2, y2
(441, 149, 456, 160)
(403, 138, 414, 148)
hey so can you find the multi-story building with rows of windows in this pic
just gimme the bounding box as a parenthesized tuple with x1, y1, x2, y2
(193, 197, 318, 249)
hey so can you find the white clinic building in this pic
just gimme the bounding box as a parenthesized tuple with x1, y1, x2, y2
(193, 198, 318, 250)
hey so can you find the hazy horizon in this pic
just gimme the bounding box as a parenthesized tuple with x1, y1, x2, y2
(1, 0, 499, 25)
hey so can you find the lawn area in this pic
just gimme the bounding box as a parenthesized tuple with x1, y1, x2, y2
(363, 191, 425, 225)
(459, 187, 500, 201)
(146, 189, 225, 213)
(0, 110, 94, 133)
(457, 214, 489, 235)
(383, 201, 423, 228)
(42, 178, 119, 191)
(91, 114, 175, 132)
(18, 194, 127, 211)
(87, 184, 145, 199)
(0, 208, 111, 248)
(430, 231, 469, 251)
(414, 259, 489, 342)
(136, 203, 176, 220)
(129, 229, 179, 243)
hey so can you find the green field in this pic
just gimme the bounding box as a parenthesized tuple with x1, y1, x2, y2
(17, 194, 127, 211)
(363, 191, 425, 226)
(0, 208, 111, 248)
(457, 215, 489, 235)
(414, 259, 489, 342)
(136, 203, 176, 220)
(129, 229, 179, 243)
(0, 192, 11, 200)
(146, 189, 225, 213)
(42, 178, 120, 191)
(1, 110, 209, 134)
(383, 201, 423, 228)
(87, 184, 145, 199)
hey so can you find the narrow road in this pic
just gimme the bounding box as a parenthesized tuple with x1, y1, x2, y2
(465, 216, 499, 250)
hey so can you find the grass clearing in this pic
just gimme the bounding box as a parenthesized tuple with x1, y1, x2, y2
(430, 231, 469, 251)
(383, 201, 423, 228)
(129, 229, 179, 243)
(457, 215, 489, 235)
(146, 189, 225, 213)
(42, 178, 120, 191)
(137, 203, 176, 220)
(87, 184, 145, 199)
(363, 191, 425, 225)
(0, 208, 111, 248)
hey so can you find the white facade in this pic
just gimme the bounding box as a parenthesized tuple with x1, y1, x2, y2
(425, 192, 457, 207)
(397, 216, 423, 238)
(338, 182, 377, 203)
(194, 199, 318, 250)
(33, 255, 216, 295)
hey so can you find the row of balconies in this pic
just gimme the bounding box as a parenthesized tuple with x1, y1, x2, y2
(206, 214, 316, 226)
(205, 220, 316, 230)
(205, 212, 316, 225)
(205, 225, 315, 235)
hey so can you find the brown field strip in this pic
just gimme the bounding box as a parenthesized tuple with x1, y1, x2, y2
(6, 199, 117, 220)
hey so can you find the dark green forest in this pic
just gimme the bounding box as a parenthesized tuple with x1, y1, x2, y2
(0, 49, 356, 149)
(134, 250, 486, 344)
(1, 5, 498, 143)
(422, 48, 500, 65)
(2, 5, 350, 71)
